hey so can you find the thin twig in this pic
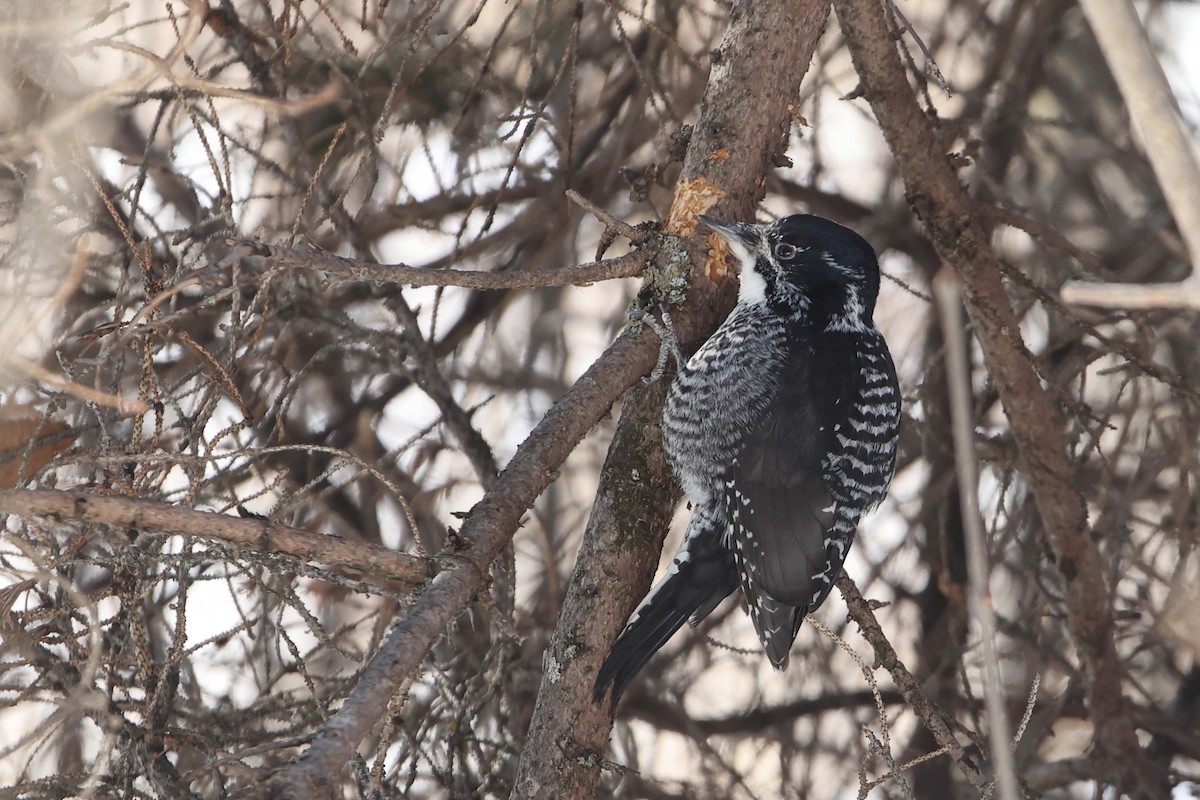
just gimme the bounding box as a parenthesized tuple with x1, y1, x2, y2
(565, 189, 651, 245)
(1012, 674, 1041, 746)
(836, 574, 985, 790)
(4, 355, 149, 415)
(239, 241, 653, 289)
(808, 616, 911, 797)
(386, 293, 499, 488)
(884, 0, 950, 94)
(934, 273, 1020, 800)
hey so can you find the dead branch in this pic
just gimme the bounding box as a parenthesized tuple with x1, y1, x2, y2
(241, 240, 654, 290)
(837, 575, 984, 790)
(566, 189, 652, 245)
(0, 488, 432, 587)
(934, 275, 1019, 800)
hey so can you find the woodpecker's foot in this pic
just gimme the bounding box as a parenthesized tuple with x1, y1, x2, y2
(631, 307, 685, 384)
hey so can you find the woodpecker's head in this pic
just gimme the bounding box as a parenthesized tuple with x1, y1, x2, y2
(699, 214, 882, 327)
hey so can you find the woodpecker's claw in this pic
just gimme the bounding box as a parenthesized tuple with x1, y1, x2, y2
(631, 307, 685, 384)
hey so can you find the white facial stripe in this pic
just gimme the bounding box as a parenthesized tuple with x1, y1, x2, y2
(738, 258, 767, 305)
(721, 234, 766, 305)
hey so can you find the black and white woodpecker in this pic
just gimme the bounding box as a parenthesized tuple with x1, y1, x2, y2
(594, 214, 902, 706)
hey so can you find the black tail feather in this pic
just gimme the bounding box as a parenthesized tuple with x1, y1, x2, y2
(594, 527, 738, 708)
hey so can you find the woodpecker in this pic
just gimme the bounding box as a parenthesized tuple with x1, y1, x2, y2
(594, 214, 901, 706)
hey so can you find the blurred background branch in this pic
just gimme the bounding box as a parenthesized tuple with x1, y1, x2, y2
(1061, 0, 1200, 308)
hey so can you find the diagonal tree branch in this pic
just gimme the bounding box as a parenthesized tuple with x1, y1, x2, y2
(836, 575, 986, 789)
(832, 0, 1165, 794)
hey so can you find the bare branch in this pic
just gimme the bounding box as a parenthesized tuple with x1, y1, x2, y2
(242, 241, 654, 290)
(566, 189, 651, 245)
(0, 488, 432, 587)
(1060, 278, 1200, 310)
(837, 574, 984, 790)
(884, 0, 951, 94)
(934, 275, 1019, 800)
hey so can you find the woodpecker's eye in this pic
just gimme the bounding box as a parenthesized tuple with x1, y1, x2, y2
(774, 242, 797, 260)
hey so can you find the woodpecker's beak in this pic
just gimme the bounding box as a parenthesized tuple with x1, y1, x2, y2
(699, 216, 761, 276)
(698, 215, 758, 250)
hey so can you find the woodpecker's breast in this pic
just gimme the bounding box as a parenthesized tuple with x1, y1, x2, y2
(661, 304, 788, 504)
